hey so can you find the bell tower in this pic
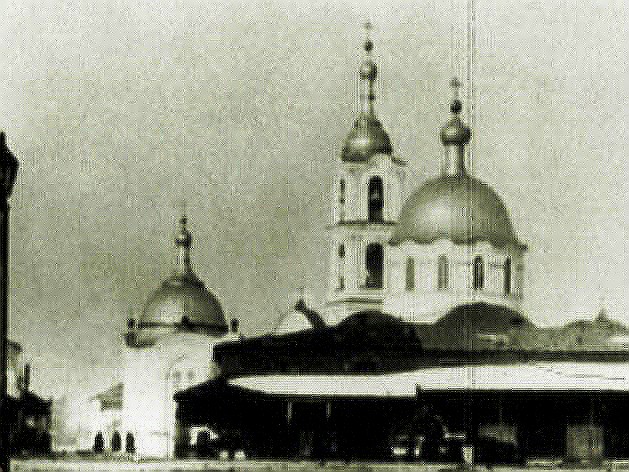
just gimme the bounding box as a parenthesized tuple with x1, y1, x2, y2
(326, 25, 406, 324)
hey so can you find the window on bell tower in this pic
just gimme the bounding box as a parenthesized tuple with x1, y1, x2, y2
(339, 179, 346, 220)
(473, 256, 484, 290)
(368, 177, 384, 223)
(438, 255, 449, 290)
(365, 243, 384, 289)
(405, 257, 415, 290)
(338, 276, 345, 290)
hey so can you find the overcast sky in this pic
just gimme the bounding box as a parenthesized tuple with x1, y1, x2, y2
(2, 0, 629, 406)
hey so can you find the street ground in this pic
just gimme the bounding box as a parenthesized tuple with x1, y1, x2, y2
(10, 458, 629, 472)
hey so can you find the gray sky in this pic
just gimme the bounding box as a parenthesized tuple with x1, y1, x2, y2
(2, 0, 629, 405)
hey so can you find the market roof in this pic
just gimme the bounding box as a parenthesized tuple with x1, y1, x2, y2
(229, 361, 629, 398)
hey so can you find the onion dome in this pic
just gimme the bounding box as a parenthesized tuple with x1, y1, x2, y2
(341, 30, 393, 162)
(138, 215, 227, 339)
(440, 99, 471, 146)
(390, 79, 525, 249)
(359, 58, 377, 81)
(342, 114, 393, 162)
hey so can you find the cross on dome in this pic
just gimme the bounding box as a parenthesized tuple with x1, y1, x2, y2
(449, 77, 463, 114)
(364, 21, 374, 54)
(177, 199, 187, 218)
(450, 77, 462, 97)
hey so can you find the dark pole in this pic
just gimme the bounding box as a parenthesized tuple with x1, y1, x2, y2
(0, 199, 8, 472)
(0, 131, 18, 472)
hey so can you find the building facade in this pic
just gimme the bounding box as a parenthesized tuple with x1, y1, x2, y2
(172, 37, 629, 466)
(326, 42, 524, 326)
(88, 30, 624, 465)
(3, 340, 52, 456)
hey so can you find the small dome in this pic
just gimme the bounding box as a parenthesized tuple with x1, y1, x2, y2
(138, 217, 228, 339)
(440, 102, 471, 146)
(390, 174, 524, 249)
(175, 223, 192, 247)
(435, 303, 534, 333)
(341, 113, 393, 162)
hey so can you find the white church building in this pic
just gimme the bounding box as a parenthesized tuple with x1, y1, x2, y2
(85, 216, 237, 458)
(326, 39, 525, 325)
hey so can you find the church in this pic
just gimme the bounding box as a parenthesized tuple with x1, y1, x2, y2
(86, 33, 629, 465)
(325, 39, 524, 324)
(84, 216, 240, 458)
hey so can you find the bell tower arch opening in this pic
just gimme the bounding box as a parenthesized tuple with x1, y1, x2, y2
(339, 178, 346, 221)
(368, 176, 384, 222)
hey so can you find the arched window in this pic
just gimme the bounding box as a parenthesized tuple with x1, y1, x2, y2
(368, 177, 384, 222)
(172, 370, 182, 390)
(125, 432, 135, 453)
(337, 244, 345, 290)
(365, 243, 384, 289)
(405, 257, 415, 290)
(438, 255, 449, 290)
(504, 257, 512, 295)
(339, 179, 346, 220)
(111, 431, 122, 452)
(473, 256, 484, 290)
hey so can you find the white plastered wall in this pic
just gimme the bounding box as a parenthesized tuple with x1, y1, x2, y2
(121, 331, 223, 459)
(384, 239, 525, 323)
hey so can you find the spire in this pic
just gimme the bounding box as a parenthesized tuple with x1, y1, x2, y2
(440, 77, 471, 176)
(174, 211, 193, 275)
(359, 21, 378, 116)
(340, 24, 393, 162)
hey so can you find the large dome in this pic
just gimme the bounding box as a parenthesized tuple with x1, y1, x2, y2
(341, 113, 393, 162)
(390, 174, 524, 249)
